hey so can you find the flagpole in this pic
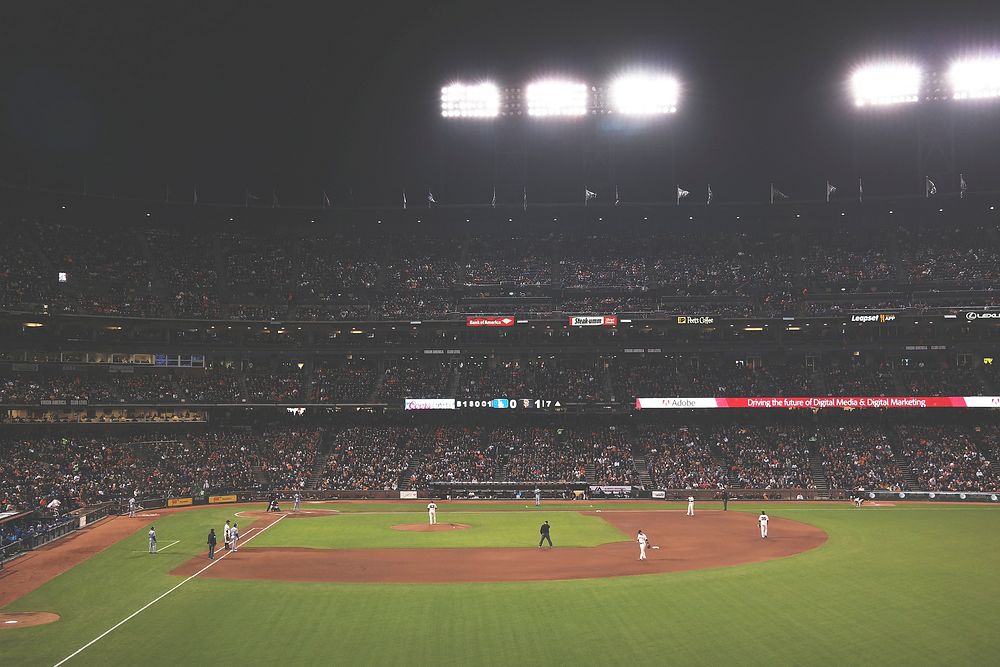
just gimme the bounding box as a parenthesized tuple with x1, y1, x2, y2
(858, 177, 863, 204)
(826, 181, 830, 203)
(770, 183, 774, 205)
(676, 186, 680, 207)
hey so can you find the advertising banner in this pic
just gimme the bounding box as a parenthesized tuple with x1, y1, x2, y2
(399, 490, 418, 499)
(466, 316, 515, 327)
(636, 396, 1000, 409)
(568, 315, 618, 327)
(208, 495, 237, 504)
(167, 497, 194, 507)
(404, 398, 456, 410)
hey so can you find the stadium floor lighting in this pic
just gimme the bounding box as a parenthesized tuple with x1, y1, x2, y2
(526, 79, 588, 117)
(949, 58, 1000, 99)
(440, 82, 500, 118)
(851, 63, 921, 107)
(609, 73, 679, 114)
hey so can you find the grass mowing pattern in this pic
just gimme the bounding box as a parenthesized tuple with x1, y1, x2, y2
(249, 510, 628, 549)
(1, 503, 998, 666)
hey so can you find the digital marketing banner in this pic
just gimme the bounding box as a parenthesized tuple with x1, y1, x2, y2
(636, 396, 1000, 409)
(568, 315, 618, 327)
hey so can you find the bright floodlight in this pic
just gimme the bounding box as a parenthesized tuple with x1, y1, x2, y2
(610, 74, 679, 114)
(526, 80, 588, 117)
(949, 58, 1000, 99)
(851, 63, 922, 107)
(440, 82, 500, 118)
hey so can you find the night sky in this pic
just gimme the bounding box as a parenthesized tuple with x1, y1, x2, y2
(2, 0, 1000, 207)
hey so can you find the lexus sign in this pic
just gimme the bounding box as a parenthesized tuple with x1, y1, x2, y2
(966, 311, 1000, 320)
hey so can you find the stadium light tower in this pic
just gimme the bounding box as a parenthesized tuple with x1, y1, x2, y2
(609, 73, 679, 114)
(949, 57, 1000, 100)
(851, 62, 922, 107)
(440, 82, 501, 118)
(525, 79, 588, 117)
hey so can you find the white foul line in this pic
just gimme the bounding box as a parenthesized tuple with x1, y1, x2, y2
(52, 514, 285, 667)
(155, 540, 180, 552)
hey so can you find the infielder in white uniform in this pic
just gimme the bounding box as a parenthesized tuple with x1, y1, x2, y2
(230, 523, 240, 552)
(637, 530, 648, 560)
(293, 492, 302, 512)
(758, 511, 769, 539)
(223, 520, 232, 550)
(148, 526, 157, 553)
(687, 496, 695, 516)
(128, 497, 137, 518)
(427, 501, 438, 525)
(534, 488, 541, 507)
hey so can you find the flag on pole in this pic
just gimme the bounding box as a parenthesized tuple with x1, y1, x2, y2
(427, 191, 437, 207)
(707, 184, 713, 205)
(614, 185, 620, 207)
(272, 190, 280, 208)
(523, 186, 527, 212)
(960, 173, 967, 199)
(585, 188, 597, 205)
(322, 191, 331, 209)
(826, 181, 837, 203)
(858, 177, 863, 203)
(676, 186, 690, 206)
(491, 187, 496, 209)
(193, 187, 198, 205)
(770, 183, 789, 204)
(245, 189, 260, 207)
(165, 184, 171, 203)
(402, 190, 407, 209)
(925, 177, 937, 198)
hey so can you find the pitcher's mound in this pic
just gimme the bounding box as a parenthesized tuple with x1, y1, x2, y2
(0, 612, 60, 629)
(392, 523, 471, 532)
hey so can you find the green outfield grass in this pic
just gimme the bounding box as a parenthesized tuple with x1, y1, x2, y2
(2, 502, 999, 666)
(250, 509, 628, 549)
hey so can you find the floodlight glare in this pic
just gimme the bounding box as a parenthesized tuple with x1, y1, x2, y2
(609, 74, 679, 114)
(851, 63, 922, 107)
(949, 58, 1000, 99)
(526, 80, 588, 117)
(440, 82, 500, 118)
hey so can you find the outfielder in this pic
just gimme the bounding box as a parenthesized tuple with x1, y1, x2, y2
(230, 523, 240, 552)
(223, 519, 232, 550)
(637, 529, 648, 560)
(687, 496, 695, 516)
(427, 501, 438, 525)
(534, 487, 541, 507)
(128, 496, 137, 518)
(293, 492, 302, 512)
(148, 526, 157, 554)
(758, 511, 769, 539)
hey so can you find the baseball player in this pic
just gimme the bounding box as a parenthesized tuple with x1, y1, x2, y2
(687, 496, 695, 516)
(853, 495, 864, 509)
(538, 520, 552, 548)
(534, 487, 541, 507)
(223, 519, 232, 550)
(758, 511, 769, 539)
(230, 523, 239, 552)
(637, 529, 648, 560)
(427, 501, 438, 525)
(293, 492, 302, 512)
(128, 497, 137, 518)
(148, 526, 157, 554)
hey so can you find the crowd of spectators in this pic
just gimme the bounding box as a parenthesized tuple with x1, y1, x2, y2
(319, 427, 420, 491)
(377, 358, 453, 400)
(408, 426, 495, 484)
(897, 425, 999, 491)
(5, 221, 1000, 320)
(713, 425, 815, 489)
(818, 426, 907, 491)
(311, 359, 377, 402)
(634, 425, 728, 489)
(823, 360, 896, 395)
(494, 427, 588, 483)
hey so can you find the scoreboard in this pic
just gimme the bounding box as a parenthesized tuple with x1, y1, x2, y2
(456, 398, 562, 410)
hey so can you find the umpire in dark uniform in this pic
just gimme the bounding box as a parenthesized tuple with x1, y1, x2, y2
(721, 489, 729, 511)
(538, 520, 552, 548)
(207, 528, 217, 559)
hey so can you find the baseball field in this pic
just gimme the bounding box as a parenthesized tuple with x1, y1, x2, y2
(1, 500, 998, 666)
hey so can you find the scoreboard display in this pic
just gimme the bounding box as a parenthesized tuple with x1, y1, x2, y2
(456, 398, 562, 410)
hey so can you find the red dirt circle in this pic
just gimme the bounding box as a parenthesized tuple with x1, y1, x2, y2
(392, 523, 471, 532)
(0, 612, 61, 629)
